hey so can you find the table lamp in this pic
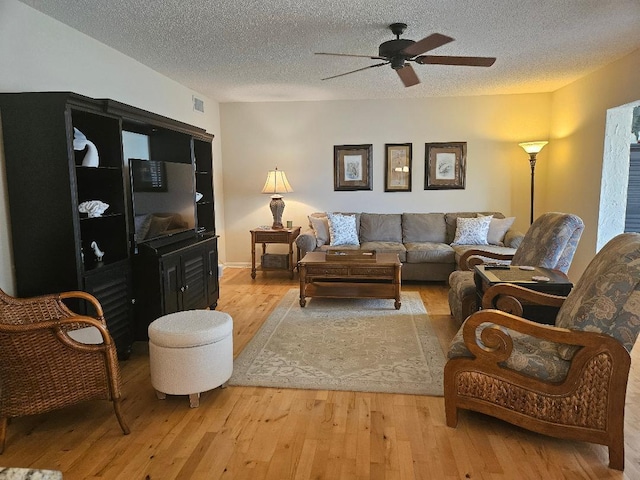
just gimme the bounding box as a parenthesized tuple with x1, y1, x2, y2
(261, 167, 293, 229)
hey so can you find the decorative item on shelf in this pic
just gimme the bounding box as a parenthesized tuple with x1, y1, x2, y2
(195, 191, 203, 202)
(90, 240, 104, 263)
(518, 140, 548, 224)
(261, 167, 293, 229)
(78, 200, 109, 218)
(73, 128, 100, 167)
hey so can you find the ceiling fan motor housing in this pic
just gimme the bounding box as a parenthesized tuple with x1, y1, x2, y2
(379, 39, 416, 68)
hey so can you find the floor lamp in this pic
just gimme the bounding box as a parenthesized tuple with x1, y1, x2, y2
(518, 141, 548, 224)
(261, 167, 293, 229)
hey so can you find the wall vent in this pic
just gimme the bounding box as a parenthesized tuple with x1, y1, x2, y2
(192, 96, 204, 113)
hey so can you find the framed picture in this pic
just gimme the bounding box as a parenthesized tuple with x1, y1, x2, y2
(384, 143, 412, 192)
(425, 142, 467, 190)
(333, 144, 373, 191)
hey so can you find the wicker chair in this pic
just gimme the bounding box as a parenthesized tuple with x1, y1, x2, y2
(448, 212, 584, 323)
(0, 289, 130, 453)
(444, 233, 640, 470)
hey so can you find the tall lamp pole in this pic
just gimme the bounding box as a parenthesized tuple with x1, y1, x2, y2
(518, 141, 548, 224)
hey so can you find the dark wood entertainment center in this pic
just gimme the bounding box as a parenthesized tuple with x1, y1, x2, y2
(0, 92, 219, 358)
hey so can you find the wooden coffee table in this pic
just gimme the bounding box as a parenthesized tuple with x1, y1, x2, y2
(298, 251, 402, 309)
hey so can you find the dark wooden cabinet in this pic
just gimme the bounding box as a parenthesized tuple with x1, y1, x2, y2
(133, 235, 219, 339)
(0, 92, 218, 356)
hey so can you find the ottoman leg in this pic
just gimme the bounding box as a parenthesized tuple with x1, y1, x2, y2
(189, 393, 200, 408)
(156, 391, 166, 400)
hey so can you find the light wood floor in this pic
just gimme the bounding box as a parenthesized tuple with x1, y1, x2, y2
(2, 267, 639, 479)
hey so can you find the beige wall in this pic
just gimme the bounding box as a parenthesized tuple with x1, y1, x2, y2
(547, 48, 640, 278)
(220, 94, 551, 265)
(0, 0, 225, 293)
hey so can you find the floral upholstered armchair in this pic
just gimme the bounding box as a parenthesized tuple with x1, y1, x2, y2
(448, 212, 584, 323)
(445, 233, 640, 470)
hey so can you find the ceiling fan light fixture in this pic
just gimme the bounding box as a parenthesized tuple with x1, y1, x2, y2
(390, 57, 405, 70)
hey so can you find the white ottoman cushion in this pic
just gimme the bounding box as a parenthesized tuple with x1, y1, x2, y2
(148, 310, 233, 347)
(148, 310, 233, 398)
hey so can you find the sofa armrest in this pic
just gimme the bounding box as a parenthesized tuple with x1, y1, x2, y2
(296, 229, 318, 254)
(504, 229, 524, 249)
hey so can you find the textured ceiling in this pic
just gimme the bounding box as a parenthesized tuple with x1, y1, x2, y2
(18, 0, 640, 103)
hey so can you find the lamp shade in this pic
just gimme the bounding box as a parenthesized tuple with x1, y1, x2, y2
(518, 141, 548, 154)
(261, 168, 293, 195)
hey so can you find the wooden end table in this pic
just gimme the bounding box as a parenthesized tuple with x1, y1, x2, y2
(474, 265, 573, 324)
(298, 251, 402, 309)
(251, 226, 301, 279)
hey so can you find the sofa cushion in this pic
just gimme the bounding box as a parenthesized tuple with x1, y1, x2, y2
(402, 213, 447, 243)
(404, 242, 455, 263)
(360, 213, 402, 243)
(445, 212, 505, 244)
(451, 216, 492, 245)
(359, 241, 406, 262)
(478, 214, 516, 246)
(327, 213, 359, 246)
(308, 215, 330, 247)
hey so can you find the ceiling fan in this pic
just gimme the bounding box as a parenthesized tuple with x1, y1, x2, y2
(316, 23, 496, 87)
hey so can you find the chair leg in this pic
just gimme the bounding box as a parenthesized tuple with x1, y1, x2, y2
(112, 398, 130, 435)
(189, 393, 200, 408)
(445, 398, 458, 427)
(0, 417, 6, 454)
(608, 442, 624, 471)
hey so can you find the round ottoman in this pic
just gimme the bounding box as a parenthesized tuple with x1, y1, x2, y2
(148, 310, 233, 408)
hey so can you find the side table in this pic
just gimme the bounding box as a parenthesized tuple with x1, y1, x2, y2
(474, 265, 573, 324)
(250, 226, 301, 279)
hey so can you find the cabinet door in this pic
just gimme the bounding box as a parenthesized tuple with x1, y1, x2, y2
(180, 247, 208, 310)
(83, 262, 134, 359)
(205, 240, 219, 308)
(162, 255, 182, 315)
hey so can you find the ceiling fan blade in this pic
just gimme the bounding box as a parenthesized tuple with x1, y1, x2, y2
(415, 55, 496, 67)
(321, 62, 389, 81)
(315, 52, 386, 60)
(396, 65, 420, 87)
(401, 33, 454, 57)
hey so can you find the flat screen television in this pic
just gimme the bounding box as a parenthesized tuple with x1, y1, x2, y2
(129, 159, 197, 243)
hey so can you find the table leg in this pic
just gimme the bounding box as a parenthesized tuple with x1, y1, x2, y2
(251, 236, 256, 279)
(299, 264, 307, 307)
(394, 263, 402, 310)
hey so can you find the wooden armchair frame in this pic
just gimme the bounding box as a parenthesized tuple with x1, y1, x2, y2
(0, 289, 130, 453)
(458, 249, 515, 271)
(444, 305, 630, 470)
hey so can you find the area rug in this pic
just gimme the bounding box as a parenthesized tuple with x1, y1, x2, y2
(229, 289, 446, 395)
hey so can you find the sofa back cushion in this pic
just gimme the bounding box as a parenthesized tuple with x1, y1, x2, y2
(402, 213, 446, 243)
(359, 213, 402, 243)
(444, 212, 504, 244)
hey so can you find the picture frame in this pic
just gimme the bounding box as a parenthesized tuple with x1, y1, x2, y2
(424, 142, 467, 190)
(384, 143, 412, 192)
(333, 144, 373, 191)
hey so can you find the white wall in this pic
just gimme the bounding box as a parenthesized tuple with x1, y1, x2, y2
(220, 94, 551, 265)
(0, 0, 225, 293)
(547, 48, 640, 278)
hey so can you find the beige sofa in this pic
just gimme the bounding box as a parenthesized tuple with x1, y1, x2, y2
(295, 212, 524, 281)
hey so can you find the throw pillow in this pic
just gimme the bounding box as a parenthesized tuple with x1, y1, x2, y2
(327, 213, 359, 246)
(309, 215, 330, 247)
(478, 214, 516, 246)
(451, 215, 492, 246)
